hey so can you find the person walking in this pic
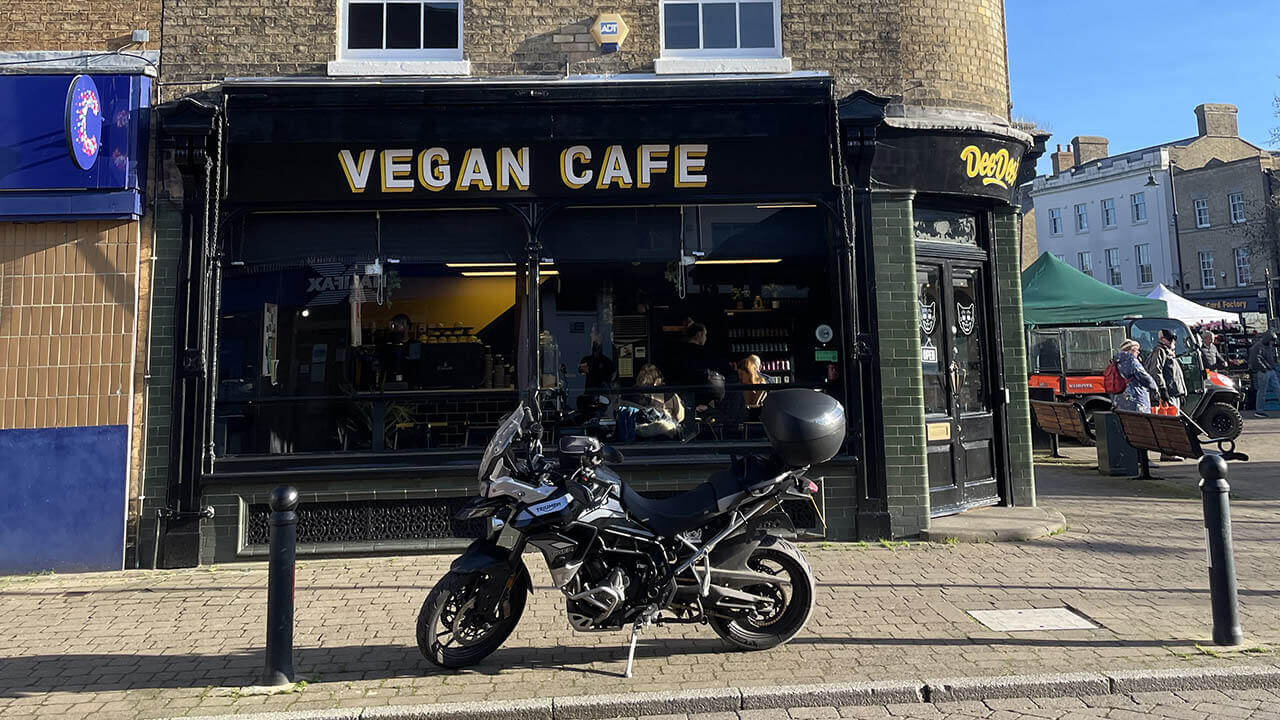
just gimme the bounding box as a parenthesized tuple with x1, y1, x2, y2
(1110, 340, 1159, 413)
(1145, 329, 1186, 409)
(1144, 329, 1187, 461)
(1248, 330, 1280, 417)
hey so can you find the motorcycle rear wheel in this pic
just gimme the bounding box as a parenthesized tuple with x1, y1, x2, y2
(708, 539, 814, 651)
(416, 565, 529, 669)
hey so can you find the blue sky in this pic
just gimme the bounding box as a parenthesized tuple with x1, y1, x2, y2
(1006, 0, 1279, 176)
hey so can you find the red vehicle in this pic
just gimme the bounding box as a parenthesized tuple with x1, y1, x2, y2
(1027, 319, 1243, 439)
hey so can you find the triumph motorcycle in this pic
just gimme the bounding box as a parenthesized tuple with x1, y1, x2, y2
(416, 388, 845, 675)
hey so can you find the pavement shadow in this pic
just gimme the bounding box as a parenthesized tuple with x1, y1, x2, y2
(0, 631, 1202, 696)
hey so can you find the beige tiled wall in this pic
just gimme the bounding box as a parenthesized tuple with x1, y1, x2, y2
(0, 220, 139, 429)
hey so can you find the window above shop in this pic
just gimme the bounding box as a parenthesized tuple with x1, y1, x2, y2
(655, 0, 792, 75)
(1194, 198, 1210, 228)
(330, 0, 470, 76)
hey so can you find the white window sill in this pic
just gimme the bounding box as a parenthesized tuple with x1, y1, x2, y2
(327, 59, 471, 76)
(654, 56, 792, 75)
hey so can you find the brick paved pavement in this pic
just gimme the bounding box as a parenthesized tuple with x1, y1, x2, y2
(2, 419, 1278, 719)
(628, 688, 1280, 719)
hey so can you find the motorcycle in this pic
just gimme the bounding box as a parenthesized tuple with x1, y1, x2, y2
(415, 388, 845, 676)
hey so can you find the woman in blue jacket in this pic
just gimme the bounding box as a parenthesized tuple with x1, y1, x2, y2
(1111, 339, 1160, 413)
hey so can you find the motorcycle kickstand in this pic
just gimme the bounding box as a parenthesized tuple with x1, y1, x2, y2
(623, 607, 657, 678)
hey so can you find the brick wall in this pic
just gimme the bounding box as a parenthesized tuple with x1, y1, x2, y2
(0, 221, 139, 430)
(159, 0, 1012, 119)
(869, 192, 929, 538)
(0, 1, 161, 51)
(993, 207, 1034, 506)
(1174, 156, 1276, 293)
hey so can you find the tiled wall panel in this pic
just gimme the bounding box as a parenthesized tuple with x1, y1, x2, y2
(0, 220, 139, 429)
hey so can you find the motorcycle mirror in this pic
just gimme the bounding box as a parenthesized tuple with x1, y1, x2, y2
(597, 395, 611, 406)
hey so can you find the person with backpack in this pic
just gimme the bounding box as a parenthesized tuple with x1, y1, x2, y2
(1106, 339, 1159, 413)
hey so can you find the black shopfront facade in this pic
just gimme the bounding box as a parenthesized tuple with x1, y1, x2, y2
(153, 75, 1041, 565)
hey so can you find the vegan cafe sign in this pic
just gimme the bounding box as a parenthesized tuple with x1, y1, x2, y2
(336, 143, 709, 194)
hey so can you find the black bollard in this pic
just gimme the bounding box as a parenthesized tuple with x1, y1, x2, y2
(1199, 455, 1243, 646)
(262, 486, 299, 685)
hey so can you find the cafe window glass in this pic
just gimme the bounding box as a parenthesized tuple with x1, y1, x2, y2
(913, 208, 977, 245)
(214, 209, 525, 457)
(538, 203, 841, 452)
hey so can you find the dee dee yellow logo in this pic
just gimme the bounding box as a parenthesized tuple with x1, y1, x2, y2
(960, 145, 1019, 190)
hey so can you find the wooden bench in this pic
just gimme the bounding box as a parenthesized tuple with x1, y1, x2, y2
(1114, 409, 1248, 479)
(1029, 400, 1093, 458)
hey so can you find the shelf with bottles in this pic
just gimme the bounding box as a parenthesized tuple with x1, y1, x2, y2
(731, 343, 792, 355)
(728, 327, 792, 356)
(758, 356, 794, 384)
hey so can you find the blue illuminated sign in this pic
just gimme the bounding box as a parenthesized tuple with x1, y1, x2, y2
(65, 75, 103, 170)
(0, 73, 150, 220)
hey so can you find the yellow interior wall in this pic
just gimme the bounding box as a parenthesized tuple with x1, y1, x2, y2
(363, 276, 516, 332)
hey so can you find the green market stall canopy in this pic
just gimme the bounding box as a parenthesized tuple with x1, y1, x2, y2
(1021, 252, 1167, 325)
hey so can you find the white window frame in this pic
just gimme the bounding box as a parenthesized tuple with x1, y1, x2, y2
(1229, 192, 1246, 224)
(1048, 207, 1063, 235)
(337, 0, 465, 61)
(1074, 203, 1088, 232)
(1200, 251, 1216, 289)
(1135, 243, 1153, 286)
(1194, 198, 1210, 228)
(1235, 247, 1251, 286)
(1131, 192, 1147, 223)
(1102, 197, 1116, 227)
(1078, 251, 1093, 276)
(658, 0, 783, 58)
(1105, 247, 1121, 287)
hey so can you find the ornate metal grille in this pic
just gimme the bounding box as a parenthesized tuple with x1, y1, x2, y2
(245, 497, 485, 546)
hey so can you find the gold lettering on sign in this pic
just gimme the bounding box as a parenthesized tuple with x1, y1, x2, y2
(960, 145, 1020, 190)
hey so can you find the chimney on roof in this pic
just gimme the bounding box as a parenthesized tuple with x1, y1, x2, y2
(1051, 144, 1074, 175)
(1195, 103, 1238, 137)
(1071, 136, 1109, 167)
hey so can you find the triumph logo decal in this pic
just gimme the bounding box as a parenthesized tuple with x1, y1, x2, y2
(960, 145, 1020, 190)
(530, 496, 571, 516)
(920, 301, 937, 335)
(957, 302, 977, 336)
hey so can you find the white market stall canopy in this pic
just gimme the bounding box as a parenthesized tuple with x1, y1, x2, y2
(1144, 284, 1240, 325)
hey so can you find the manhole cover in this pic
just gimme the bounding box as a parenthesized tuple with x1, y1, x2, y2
(967, 607, 1097, 631)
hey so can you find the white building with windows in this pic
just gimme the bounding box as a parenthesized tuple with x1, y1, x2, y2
(1028, 105, 1280, 316)
(1028, 139, 1178, 297)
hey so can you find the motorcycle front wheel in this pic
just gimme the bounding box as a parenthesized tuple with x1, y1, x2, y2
(416, 564, 530, 669)
(708, 538, 814, 651)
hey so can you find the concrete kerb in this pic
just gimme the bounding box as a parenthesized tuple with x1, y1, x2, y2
(175, 665, 1280, 720)
(924, 672, 1109, 703)
(739, 681, 922, 709)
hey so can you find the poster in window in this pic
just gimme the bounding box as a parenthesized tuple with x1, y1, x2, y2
(262, 303, 278, 382)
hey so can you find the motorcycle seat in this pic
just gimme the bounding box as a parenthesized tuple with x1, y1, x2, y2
(620, 454, 784, 537)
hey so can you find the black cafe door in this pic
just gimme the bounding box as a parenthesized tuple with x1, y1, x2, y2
(917, 260, 1000, 516)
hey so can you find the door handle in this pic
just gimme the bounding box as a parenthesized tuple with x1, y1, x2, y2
(949, 360, 960, 396)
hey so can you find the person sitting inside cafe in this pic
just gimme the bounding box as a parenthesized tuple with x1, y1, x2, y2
(737, 354, 769, 409)
(630, 364, 686, 439)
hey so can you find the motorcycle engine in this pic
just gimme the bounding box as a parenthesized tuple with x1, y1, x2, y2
(565, 555, 660, 630)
